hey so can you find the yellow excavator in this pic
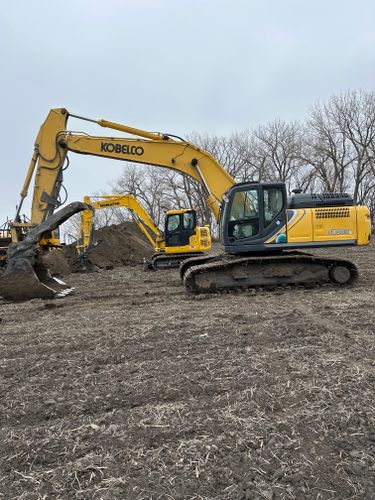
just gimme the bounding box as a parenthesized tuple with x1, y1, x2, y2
(0, 221, 13, 265)
(1, 107, 371, 299)
(0, 215, 62, 267)
(77, 194, 211, 269)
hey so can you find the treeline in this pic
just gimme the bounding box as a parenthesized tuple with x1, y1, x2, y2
(107, 89, 375, 229)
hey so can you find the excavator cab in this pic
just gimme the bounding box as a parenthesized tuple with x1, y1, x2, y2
(149, 207, 211, 268)
(164, 209, 198, 247)
(221, 181, 371, 255)
(221, 183, 287, 253)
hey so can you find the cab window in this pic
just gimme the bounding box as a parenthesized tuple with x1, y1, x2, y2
(229, 189, 259, 239)
(183, 212, 195, 230)
(167, 214, 180, 232)
(263, 187, 284, 227)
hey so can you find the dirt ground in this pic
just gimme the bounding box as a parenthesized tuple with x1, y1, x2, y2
(0, 243, 375, 499)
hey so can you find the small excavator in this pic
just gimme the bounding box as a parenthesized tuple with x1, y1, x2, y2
(0, 107, 371, 299)
(77, 194, 211, 269)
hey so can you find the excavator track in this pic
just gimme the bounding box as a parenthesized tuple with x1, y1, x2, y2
(151, 252, 204, 270)
(181, 252, 358, 293)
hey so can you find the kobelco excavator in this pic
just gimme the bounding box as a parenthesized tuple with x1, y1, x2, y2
(78, 194, 211, 269)
(1, 108, 371, 299)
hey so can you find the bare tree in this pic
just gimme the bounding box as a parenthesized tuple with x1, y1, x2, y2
(307, 90, 375, 201)
(112, 166, 172, 227)
(247, 120, 307, 191)
(188, 132, 251, 180)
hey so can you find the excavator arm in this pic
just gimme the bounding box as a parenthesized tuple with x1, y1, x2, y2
(18, 108, 235, 231)
(77, 194, 163, 253)
(0, 201, 90, 300)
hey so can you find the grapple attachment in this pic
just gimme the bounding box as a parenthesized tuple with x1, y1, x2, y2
(0, 202, 90, 301)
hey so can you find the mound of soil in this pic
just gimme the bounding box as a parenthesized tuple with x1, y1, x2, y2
(41, 245, 77, 276)
(85, 221, 153, 269)
(40, 221, 153, 276)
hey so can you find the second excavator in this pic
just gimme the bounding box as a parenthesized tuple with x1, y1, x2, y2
(77, 194, 211, 269)
(4, 107, 371, 297)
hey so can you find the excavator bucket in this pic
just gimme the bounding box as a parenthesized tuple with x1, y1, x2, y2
(0, 202, 90, 301)
(0, 257, 71, 300)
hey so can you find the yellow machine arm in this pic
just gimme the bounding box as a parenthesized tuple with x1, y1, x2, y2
(77, 194, 163, 253)
(17, 108, 235, 229)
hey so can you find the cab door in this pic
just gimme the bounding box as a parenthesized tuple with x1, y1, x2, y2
(221, 183, 287, 252)
(165, 211, 197, 247)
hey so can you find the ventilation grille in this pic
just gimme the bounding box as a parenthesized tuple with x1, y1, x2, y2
(316, 208, 350, 219)
(200, 229, 209, 237)
(312, 192, 351, 200)
(200, 239, 210, 247)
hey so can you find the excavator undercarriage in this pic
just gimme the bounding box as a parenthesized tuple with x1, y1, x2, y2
(149, 251, 206, 270)
(180, 252, 358, 293)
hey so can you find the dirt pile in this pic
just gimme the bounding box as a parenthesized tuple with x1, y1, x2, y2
(84, 221, 153, 269)
(42, 221, 153, 275)
(42, 245, 77, 276)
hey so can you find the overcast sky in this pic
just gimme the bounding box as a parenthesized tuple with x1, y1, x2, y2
(1, 0, 374, 223)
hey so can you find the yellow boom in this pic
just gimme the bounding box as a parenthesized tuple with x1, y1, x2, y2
(16, 108, 235, 233)
(77, 194, 163, 253)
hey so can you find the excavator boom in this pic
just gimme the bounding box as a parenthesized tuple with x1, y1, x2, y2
(20, 108, 234, 228)
(77, 194, 162, 253)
